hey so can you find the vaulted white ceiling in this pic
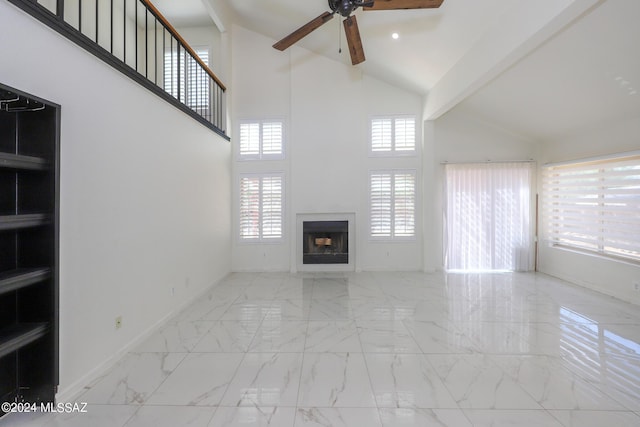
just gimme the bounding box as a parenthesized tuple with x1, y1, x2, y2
(454, 0, 640, 141)
(154, 0, 640, 142)
(152, 0, 212, 27)
(222, 0, 513, 95)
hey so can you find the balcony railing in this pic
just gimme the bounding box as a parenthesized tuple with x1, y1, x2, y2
(7, 0, 227, 138)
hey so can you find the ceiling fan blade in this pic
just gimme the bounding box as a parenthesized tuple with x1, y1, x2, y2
(343, 15, 365, 65)
(363, 0, 444, 10)
(273, 11, 334, 51)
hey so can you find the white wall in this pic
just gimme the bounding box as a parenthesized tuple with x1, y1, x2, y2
(228, 22, 638, 306)
(230, 25, 292, 272)
(426, 108, 539, 270)
(0, 2, 231, 398)
(538, 115, 640, 305)
(230, 25, 423, 271)
(178, 25, 223, 76)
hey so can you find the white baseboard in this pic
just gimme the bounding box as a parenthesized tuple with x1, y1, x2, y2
(55, 273, 231, 403)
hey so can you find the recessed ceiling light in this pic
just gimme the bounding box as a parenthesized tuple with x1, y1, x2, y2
(391, 32, 399, 40)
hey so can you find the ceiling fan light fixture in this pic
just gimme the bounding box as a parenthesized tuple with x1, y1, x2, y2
(274, 0, 446, 64)
(329, 0, 358, 17)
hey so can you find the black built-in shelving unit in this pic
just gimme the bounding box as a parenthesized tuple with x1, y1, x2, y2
(0, 83, 59, 416)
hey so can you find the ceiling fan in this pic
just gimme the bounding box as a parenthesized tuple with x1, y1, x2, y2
(273, 0, 444, 65)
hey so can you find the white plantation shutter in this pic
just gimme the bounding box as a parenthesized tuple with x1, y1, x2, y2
(164, 46, 186, 103)
(239, 123, 260, 158)
(394, 172, 416, 237)
(371, 118, 392, 152)
(262, 122, 283, 157)
(261, 175, 283, 239)
(239, 174, 284, 241)
(394, 117, 415, 152)
(542, 154, 640, 262)
(186, 49, 210, 112)
(370, 171, 416, 238)
(370, 173, 392, 237)
(370, 116, 416, 154)
(238, 120, 284, 159)
(164, 47, 209, 109)
(239, 176, 261, 239)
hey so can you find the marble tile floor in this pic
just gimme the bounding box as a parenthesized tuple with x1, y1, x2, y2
(3, 271, 640, 426)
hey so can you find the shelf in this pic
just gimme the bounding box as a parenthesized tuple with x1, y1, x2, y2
(0, 268, 51, 296)
(0, 152, 48, 171)
(0, 83, 58, 411)
(0, 323, 49, 359)
(0, 214, 49, 231)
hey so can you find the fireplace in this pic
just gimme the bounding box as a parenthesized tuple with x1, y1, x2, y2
(302, 221, 348, 264)
(295, 213, 355, 272)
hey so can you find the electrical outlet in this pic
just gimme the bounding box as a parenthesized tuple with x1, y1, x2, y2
(115, 316, 122, 329)
(171, 287, 175, 296)
(633, 281, 640, 292)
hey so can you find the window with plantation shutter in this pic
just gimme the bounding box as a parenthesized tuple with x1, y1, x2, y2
(164, 47, 210, 116)
(370, 170, 416, 239)
(394, 173, 416, 237)
(370, 116, 416, 155)
(239, 176, 260, 240)
(370, 173, 392, 237)
(542, 154, 640, 262)
(238, 120, 284, 160)
(262, 122, 283, 157)
(261, 175, 283, 239)
(239, 174, 284, 241)
(239, 123, 260, 158)
(394, 117, 416, 152)
(371, 118, 392, 153)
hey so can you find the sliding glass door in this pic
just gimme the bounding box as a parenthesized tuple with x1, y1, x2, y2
(444, 162, 534, 271)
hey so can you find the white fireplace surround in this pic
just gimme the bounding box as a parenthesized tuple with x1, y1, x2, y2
(294, 213, 356, 272)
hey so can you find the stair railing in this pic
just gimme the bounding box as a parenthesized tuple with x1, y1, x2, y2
(7, 0, 228, 138)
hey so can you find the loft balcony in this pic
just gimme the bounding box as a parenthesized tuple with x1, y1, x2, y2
(7, 0, 227, 138)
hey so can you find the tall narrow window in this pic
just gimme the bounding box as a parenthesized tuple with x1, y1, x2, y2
(542, 154, 640, 262)
(370, 170, 416, 239)
(164, 47, 210, 116)
(238, 120, 284, 160)
(444, 162, 533, 271)
(239, 174, 284, 241)
(370, 116, 416, 155)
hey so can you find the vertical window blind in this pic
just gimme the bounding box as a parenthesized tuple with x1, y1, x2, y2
(444, 162, 533, 271)
(239, 174, 283, 241)
(238, 120, 284, 159)
(542, 154, 640, 262)
(370, 116, 416, 154)
(370, 170, 416, 238)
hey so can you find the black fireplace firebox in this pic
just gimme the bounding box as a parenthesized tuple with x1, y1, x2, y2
(302, 221, 349, 264)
